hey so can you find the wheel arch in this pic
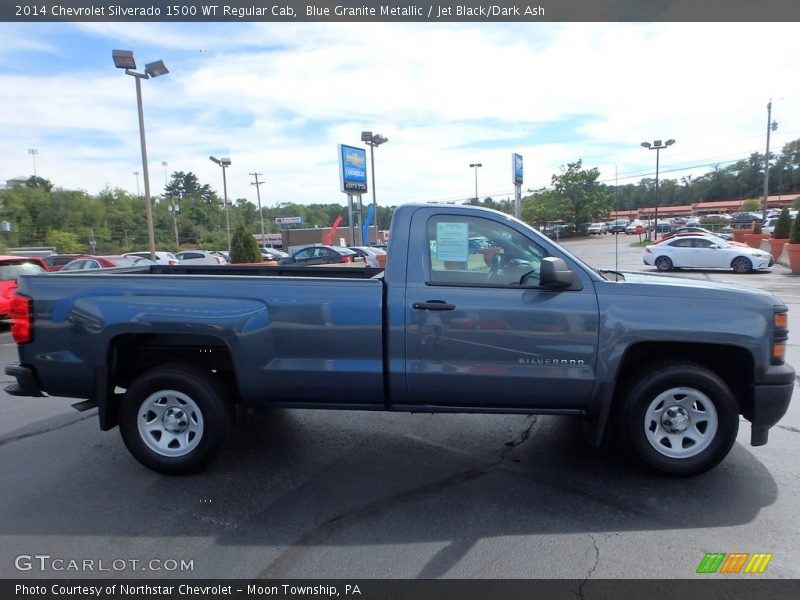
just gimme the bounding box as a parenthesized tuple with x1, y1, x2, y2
(594, 342, 755, 444)
(609, 341, 754, 425)
(100, 333, 238, 431)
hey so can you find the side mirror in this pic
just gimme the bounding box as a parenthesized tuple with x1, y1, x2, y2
(540, 257, 574, 288)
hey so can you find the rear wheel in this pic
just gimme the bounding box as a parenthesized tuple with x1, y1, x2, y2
(731, 256, 753, 273)
(120, 364, 234, 475)
(618, 362, 739, 476)
(654, 256, 673, 271)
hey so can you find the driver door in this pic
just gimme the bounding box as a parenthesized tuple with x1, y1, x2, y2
(404, 213, 598, 410)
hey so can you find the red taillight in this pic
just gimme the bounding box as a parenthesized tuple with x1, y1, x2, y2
(10, 293, 32, 344)
(215, 256, 223, 264)
(341, 256, 351, 263)
(169, 259, 179, 265)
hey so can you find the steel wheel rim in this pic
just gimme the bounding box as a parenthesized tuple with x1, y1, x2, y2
(643, 386, 718, 459)
(137, 390, 204, 457)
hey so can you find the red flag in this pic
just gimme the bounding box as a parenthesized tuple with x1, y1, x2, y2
(324, 215, 343, 245)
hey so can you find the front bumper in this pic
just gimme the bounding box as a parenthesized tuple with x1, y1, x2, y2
(748, 363, 795, 446)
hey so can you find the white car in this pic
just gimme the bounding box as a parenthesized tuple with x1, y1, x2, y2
(587, 222, 608, 235)
(125, 251, 179, 265)
(626, 220, 649, 235)
(643, 235, 773, 273)
(347, 246, 386, 268)
(175, 250, 226, 265)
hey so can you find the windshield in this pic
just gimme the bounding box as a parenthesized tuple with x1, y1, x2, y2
(0, 262, 45, 280)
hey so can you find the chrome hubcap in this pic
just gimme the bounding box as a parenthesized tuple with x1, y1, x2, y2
(661, 406, 690, 433)
(162, 407, 189, 433)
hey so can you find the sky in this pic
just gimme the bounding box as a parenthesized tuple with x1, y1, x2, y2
(1, 21, 799, 212)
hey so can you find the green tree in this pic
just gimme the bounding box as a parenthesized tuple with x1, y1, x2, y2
(230, 223, 261, 263)
(521, 189, 571, 228)
(44, 230, 84, 253)
(551, 160, 613, 227)
(740, 199, 761, 212)
(26, 176, 54, 192)
(772, 208, 791, 239)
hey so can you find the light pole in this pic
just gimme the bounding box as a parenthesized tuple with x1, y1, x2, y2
(162, 160, 179, 247)
(113, 49, 169, 261)
(133, 171, 140, 196)
(640, 139, 675, 240)
(762, 100, 778, 221)
(361, 131, 389, 242)
(210, 156, 232, 255)
(469, 163, 482, 203)
(250, 172, 266, 247)
(27, 149, 38, 177)
(168, 203, 180, 248)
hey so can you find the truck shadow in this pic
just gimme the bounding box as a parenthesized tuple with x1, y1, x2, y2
(0, 407, 779, 578)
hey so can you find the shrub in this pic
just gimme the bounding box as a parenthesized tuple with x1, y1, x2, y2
(230, 224, 261, 263)
(740, 199, 761, 212)
(791, 212, 800, 244)
(773, 208, 792, 239)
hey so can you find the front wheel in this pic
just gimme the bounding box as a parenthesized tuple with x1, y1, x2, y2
(731, 256, 753, 273)
(618, 362, 739, 476)
(120, 364, 234, 475)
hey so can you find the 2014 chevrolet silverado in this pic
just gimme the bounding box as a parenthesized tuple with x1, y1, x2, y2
(4, 204, 794, 476)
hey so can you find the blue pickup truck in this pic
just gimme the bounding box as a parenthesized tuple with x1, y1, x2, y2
(5, 204, 795, 476)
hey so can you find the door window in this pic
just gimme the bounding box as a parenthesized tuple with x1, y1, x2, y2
(426, 215, 545, 286)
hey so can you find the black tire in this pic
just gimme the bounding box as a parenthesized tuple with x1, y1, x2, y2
(654, 256, 673, 271)
(120, 364, 235, 475)
(731, 256, 753, 274)
(618, 361, 739, 476)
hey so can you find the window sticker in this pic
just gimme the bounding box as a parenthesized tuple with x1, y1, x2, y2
(435, 222, 469, 262)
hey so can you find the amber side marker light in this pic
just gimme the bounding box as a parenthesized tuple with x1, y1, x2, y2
(772, 311, 788, 365)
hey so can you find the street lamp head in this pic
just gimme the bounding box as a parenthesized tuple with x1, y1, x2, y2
(361, 131, 373, 142)
(469, 163, 482, 168)
(373, 134, 388, 146)
(144, 60, 169, 78)
(666, 139, 676, 146)
(112, 49, 136, 70)
(210, 155, 231, 167)
(640, 142, 651, 148)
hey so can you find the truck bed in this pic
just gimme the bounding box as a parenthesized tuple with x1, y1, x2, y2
(148, 264, 384, 278)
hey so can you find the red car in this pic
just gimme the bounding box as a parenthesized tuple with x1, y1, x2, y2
(59, 255, 155, 271)
(0, 256, 48, 319)
(42, 253, 89, 271)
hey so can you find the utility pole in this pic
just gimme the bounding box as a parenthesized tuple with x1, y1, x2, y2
(762, 100, 778, 221)
(250, 172, 266, 247)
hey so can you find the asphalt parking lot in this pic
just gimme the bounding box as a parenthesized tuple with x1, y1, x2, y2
(0, 237, 798, 585)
